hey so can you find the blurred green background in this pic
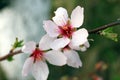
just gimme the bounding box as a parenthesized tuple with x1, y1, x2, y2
(0, 0, 120, 80)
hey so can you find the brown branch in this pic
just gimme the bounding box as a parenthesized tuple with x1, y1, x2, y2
(0, 20, 120, 62)
(0, 50, 22, 61)
(88, 20, 120, 34)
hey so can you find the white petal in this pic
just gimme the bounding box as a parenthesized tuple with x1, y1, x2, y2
(54, 7, 68, 17)
(43, 20, 59, 37)
(64, 50, 82, 68)
(50, 37, 70, 50)
(32, 61, 49, 80)
(71, 6, 84, 27)
(39, 34, 56, 50)
(69, 44, 80, 50)
(79, 41, 90, 52)
(84, 41, 90, 48)
(70, 28, 88, 46)
(22, 57, 34, 76)
(52, 7, 68, 26)
(80, 46, 87, 52)
(44, 50, 67, 66)
(69, 41, 90, 51)
(22, 41, 36, 54)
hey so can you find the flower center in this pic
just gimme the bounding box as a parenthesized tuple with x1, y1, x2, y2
(30, 48, 43, 63)
(59, 23, 74, 38)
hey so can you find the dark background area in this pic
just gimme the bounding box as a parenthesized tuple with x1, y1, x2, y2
(0, 0, 10, 10)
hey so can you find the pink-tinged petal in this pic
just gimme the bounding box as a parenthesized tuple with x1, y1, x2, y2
(84, 41, 90, 48)
(64, 50, 82, 68)
(39, 34, 56, 50)
(43, 20, 59, 37)
(52, 7, 68, 26)
(70, 28, 88, 47)
(50, 37, 70, 50)
(22, 57, 34, 77)
(32, 61, 49, 80)
(22, 41, 36, 54)
(44, 50, 67, 66)
(71, 6, 84, 28)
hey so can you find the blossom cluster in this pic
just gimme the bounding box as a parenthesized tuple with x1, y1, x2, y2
(22, 6, 89, 80)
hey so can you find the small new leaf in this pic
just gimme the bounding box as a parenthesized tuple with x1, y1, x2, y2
(100, 28, 118, 42)
(12, 37, 24, 49)
(7, 56, 14, 62)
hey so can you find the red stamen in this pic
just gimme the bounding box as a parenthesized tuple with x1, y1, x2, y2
(59, 23, 74, 38)
(30, 48, 43, 63)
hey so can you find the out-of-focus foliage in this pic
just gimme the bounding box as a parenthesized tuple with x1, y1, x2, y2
(0, 66, 8, 80)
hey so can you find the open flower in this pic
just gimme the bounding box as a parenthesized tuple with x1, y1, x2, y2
(43, 6, 89, 50)
(22, 34, 67, 80)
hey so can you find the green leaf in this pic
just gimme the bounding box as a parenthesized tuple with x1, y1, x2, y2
(12, 37, 24, 49)
(103, 27, 113, 33)
(100, 28, 118, 42)
(7, 56, 14, 62)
